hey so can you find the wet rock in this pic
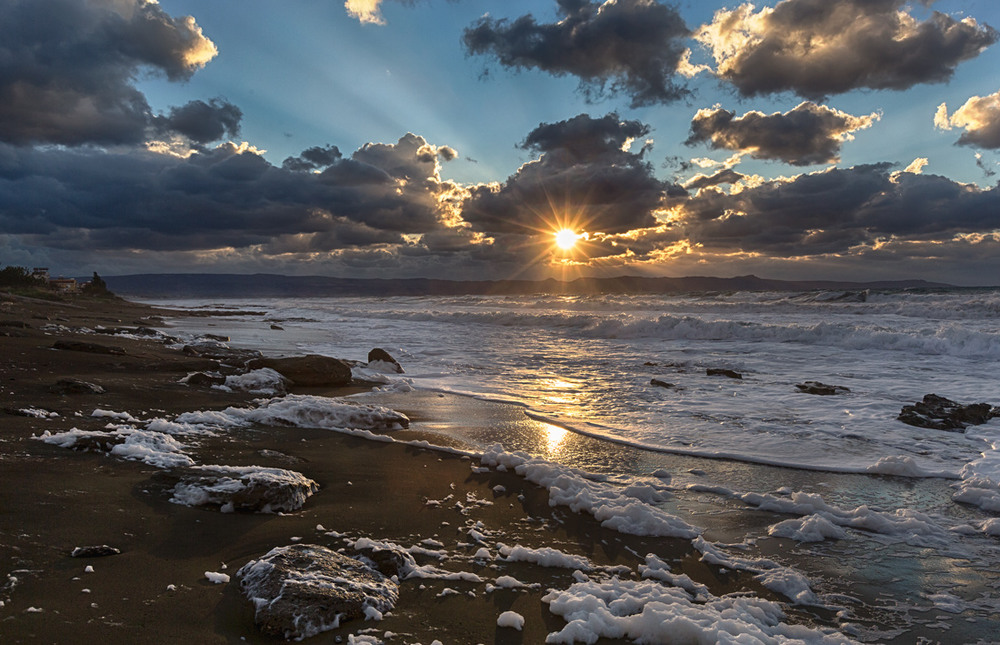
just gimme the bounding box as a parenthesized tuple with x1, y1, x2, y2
(796, 381, 850, 395)
(181, 372, 227, 387)
(650, 379, 676, 389)
(237, 544, 398, 640)
(0, 320, 30, 328)
(707, 368, 742, 379)
(898, 394, 999, 431)
(270, 324, 284, 330)
(52, 340, 126, 355)
(353, 542, 416, 579)
(182, 342, 262, 364)
(247, 354, 352, 387)
(201, 333, 230, 342)
(71, 545, 120, 558)
(367, 348, 403, 374)
(50, 378, 106, 395)
(169, 465, 319, 513)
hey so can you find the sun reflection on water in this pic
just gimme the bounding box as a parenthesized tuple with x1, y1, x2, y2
(542, 422, 569, 453)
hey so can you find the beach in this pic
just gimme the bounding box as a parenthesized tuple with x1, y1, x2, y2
(2, 292, 998, 644)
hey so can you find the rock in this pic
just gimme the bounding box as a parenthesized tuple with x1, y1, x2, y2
(201, 333, 230, 342)
(50, 378, 106, 395)
(650, 379, 676, 389)
(247, 354, 352, 387)
(52, 340, 126, 355)
(170, 465, 319, 513)
(237, 544, 398, 640)
(0, 320, 30, 328)
(796, 381, 850, 395)
(182, 342, 262, 364)
(71, 545, 121, 558)
(269, 324, 284, 330)
(146, 358, 220, 373)
(898, 394, 999, 431)
(367, 348, 403, 374)
(707, 368, 742, 379)
(353, 542, 416, 579)
(181, 372, 227, 387)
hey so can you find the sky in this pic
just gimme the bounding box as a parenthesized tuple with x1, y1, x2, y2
(1, 0, 999, 285)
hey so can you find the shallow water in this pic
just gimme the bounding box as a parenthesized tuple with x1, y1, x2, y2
(152, 289, 1000, 642)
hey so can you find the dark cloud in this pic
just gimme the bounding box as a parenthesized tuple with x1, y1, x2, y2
(686, 102, 879, 166)
(0, 133, 462, 253)
(462, 114, 684, 235)
(683, 168, 745, 191)
(0, 0, 218, 146)
(678, 164, 1000, 256)
(463, 0, 691, 107)
(283, 145, 344, 172)
(697, 0, 998, 99)
(155, 99, 242, 145)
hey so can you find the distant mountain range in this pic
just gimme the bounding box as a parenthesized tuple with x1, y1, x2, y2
(100, 273, 957, 298)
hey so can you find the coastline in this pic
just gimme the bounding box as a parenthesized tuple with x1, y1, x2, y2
(1, 293, 994, 644)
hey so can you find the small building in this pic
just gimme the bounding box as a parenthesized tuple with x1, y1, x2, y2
(32, 267, 50, 281)
(49, 277, 78, 292)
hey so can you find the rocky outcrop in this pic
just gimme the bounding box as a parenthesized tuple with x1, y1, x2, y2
(247, 354, 352, 387)
(50, 378, 106, 395)
(237, 544, 398, 640)
(367, 348, 403, 374)
(650, 379, 676, 389)
(796, 381, 850, 395)
(169, 465, 319, 513)
(898, 394, 999, 431)
(707, 368, 742, 379)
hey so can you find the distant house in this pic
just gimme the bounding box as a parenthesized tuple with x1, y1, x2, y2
(48, 277, 78, 292)
(32, 267, 50, 281)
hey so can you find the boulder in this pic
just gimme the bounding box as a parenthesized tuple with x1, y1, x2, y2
(52, 340, 126, 355)
(169, 465, 319, 513)
(367, 348, 403, 374)
(707, 368, 742, 379)
(269, 324, 284, 330)
(650, 379, 676, 389)
(247, 354, 352, 387)
(50, 378, 106, 395)
(796, 381, 850, 395)
(237, 544, 398, 640)
(897, 394, 999, 431)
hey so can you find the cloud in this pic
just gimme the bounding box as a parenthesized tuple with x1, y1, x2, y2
(282, 145, 344, 172)
(695, 0, 997, 99)
(686, 102, 879, 166)
(677, 164, 1000, 257)
(903, 158, 929, 174)
(463, 0, 691, 107)
(155, 99, 242, 145)
(935, 89, 1000, 149)
(0, 132, 463, 254)
(462, 114, 684, 235)
(0, 0, 220, 147)
(683, 168, 746, 191)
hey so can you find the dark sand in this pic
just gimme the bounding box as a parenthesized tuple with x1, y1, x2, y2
(1, 292, 986, 644)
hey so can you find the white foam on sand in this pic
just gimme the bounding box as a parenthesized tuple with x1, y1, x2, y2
(177, 394, 409, 432)
(37, 425, 195, 469)
(170, 465, 319, 513)
(480, 444, 700, 539)
(542, 576, 854, 645)
(496, 610, 525, 630)
(223, 368, 289, 395)
(498, 544, 593, 571)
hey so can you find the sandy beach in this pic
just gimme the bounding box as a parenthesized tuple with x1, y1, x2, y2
(1, 292, 994, 644)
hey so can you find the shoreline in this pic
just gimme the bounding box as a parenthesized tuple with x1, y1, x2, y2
(1, 293, 994, 643)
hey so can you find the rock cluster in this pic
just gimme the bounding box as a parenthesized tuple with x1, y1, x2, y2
(796, 381, 850, 395)
(898, 394, 999, 431)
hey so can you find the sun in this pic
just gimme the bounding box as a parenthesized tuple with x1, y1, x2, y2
(554, 228, 579, 250)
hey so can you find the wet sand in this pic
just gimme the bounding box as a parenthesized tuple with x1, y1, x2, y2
(1, 292, 991, 644)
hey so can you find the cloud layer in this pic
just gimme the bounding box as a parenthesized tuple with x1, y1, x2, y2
(936, 89, 1000, 149)
(686, 102, 880, 166)
(463, 0, 691, 107)
(696, 0, 997, 98)
(0, 0, 222, 147)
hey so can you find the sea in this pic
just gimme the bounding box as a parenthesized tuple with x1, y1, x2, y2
(149, 287, 1000, 642)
